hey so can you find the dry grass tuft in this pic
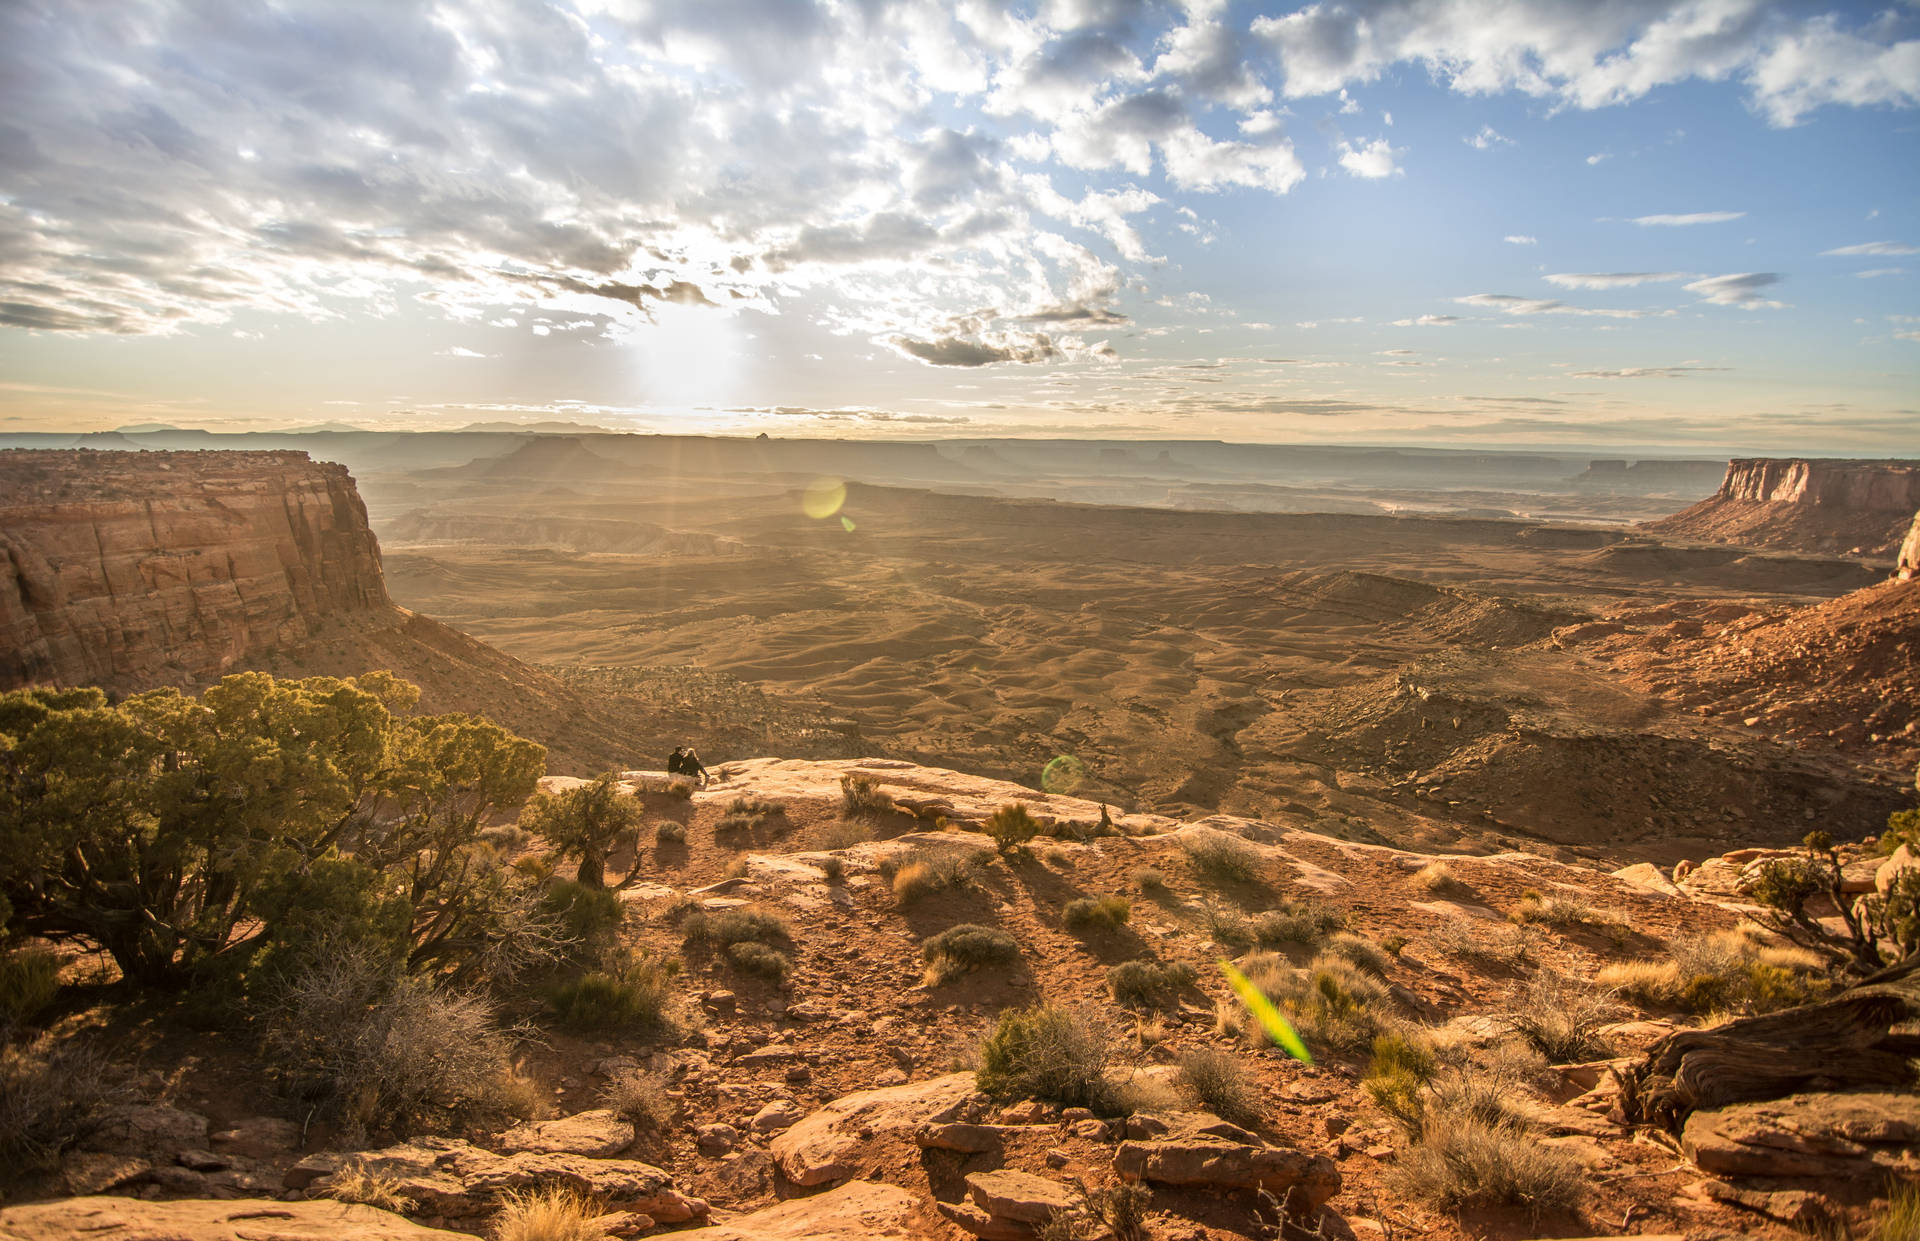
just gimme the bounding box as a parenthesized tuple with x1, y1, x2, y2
(598, 1069, 673, 1133)
(493, 1186, 609, 1241)
(0, 1035, 122, 1169)
(1183, 832, 1260, 884)
(1877, 1179, 1920, 1241)
(922, 924, 1021, 985)
(1414, 861, 1469, 896)
(1503, 972, 1622, 1063)
(1390, 1109, 1585, 1216)
(1176, 1047, 1261, 1128)
(326, 1162, 415, 1213)
(1063, 895, 1131, 933)
(1106, 958, 1196, 1009)
(1596, 925, 1827, 1016)
(1219, 951, 1390, 1052)
(840, 774, 895, 820)
(888, 848, 983, 904)
(976, 1004, 1113, 1112)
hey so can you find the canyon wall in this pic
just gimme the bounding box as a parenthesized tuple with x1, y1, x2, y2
(0, 449, 392, 691)
(1646, 457, 1920, 558)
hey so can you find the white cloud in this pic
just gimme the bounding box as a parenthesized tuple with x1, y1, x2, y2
(1543, 271, 1689, 289)
(1504, 235, 1537, 246)
(441, 346, 491, 358)
(1821, 241, 1918, 256)
(1632, 211, 1747, 226)
(1336, 136, 1402, 178)
(1571, 364, 1730, 378)
(1465, 125, 1512, 149)
(1394, 314, 1462, 326)
(1586, 152, 1611, 165)
(1855, 268, 1906, 279)
(1683, 272, 1787, 307)
(1454, 293, 1665, 318)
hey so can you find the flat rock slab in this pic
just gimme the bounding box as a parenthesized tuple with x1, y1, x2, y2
(771, 1072, 980, 1187)
(1682, 1091, 1920, 1180)
(496, 1109, 635, 1157)
(1113, 1137, 1342, 1209)
(667, 1181, 925, 1240)
(966, 1169, 1077, 1225)
(0, 1197, 479, 1240)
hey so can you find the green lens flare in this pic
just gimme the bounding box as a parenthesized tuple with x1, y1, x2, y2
(1219, 959, 1312, 1064)
(840, 515, 856, 532)
(802, 477, 847, 519)
(1040, 754, 1087, 794)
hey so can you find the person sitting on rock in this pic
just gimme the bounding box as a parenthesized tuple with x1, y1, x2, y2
(668, 745, 710, 786)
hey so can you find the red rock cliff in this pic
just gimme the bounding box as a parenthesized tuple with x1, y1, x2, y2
(0, 450, 392, 690)
(1646, 457, 1920, 558)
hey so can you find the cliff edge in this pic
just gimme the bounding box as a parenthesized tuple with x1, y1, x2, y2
(0, 449, 391, 690)
(1645, 457, 1920, 558)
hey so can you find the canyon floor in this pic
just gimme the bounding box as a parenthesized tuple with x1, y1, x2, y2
(361, 468, 1911, 868)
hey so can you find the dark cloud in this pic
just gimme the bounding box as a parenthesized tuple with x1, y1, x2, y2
(892, 333, 1061, 366)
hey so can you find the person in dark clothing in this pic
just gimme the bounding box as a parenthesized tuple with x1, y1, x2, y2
(668, 745, 710, 786)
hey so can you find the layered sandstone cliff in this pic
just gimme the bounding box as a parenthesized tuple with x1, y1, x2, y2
(0, 449, 391, 690)
(1645, 457, 1920, 558)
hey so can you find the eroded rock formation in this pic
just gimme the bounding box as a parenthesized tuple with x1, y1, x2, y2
(0, 450, 391, 690)
(1647, 457, 1920, 557)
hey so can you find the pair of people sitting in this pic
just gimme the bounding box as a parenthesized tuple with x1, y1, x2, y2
(667, 746, 710, 786)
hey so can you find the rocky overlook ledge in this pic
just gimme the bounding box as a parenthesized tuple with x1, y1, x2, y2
(1647, 457, 1920, 558)
(0, 449, 391, 691)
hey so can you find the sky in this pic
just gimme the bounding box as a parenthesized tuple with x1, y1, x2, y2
(1, 0, 1917, 453)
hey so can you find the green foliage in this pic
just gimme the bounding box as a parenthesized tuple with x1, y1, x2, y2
(518, 775, 643, 887)
(539, 880, 625, 956)
(1251, 900, 1345, 948)
(0, 673, 546, 989)
(983, 803, 1043, 853)
(922, 923, 1021, 984)
(976, 1003, 1113, 1112)
(1182, 832, 1259, 883)
(549, 952, 675, 1032)
(1106, 958, 1195, 1008)
(725, 941, 789, 980)
(1062, 895, 1131, 933)
(0, 947, 61, 1029)
(1745, 856, 1825, 917)
(1176, 1046, 1261, 1128)
(1881, 808, 1920, 856)
(840, 774, 894, 819)
(681, 906, 791, 949)
(1364, 1030, 1436, 1129)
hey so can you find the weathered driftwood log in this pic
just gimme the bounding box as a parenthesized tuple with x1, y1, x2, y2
(1620, 957, 1920, 1132)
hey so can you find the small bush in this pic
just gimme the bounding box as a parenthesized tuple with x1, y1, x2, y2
(1183, 832, 1259, 883)
(1364, 1030, 1436, 1129)
(1176, 1047, 1261, 1128)
(1251, 900, 1344, 948)
(599, 1068, 674, 1132)
(1201, 902, 1256, 952)
(494, 1186, 609, 1241)
(550, 953, 675, 1032)
(540, 881, 626, 954)
(1063, 895, 1131, 933)
(1877, 1179, 1920, 1241)
(840, 774, 895, 819)
(922, 923, 1021, 985)
(1596, 926, 1826, 1016)
(637, 776, 695, 799)
(976, 1003, 1112, 1112)
(682, 907, 791, 948)
(716, 796, 784, 840)
(816, 855, 845, 882)
(1414, 861, 1468, 895)
(1322, 932, 1390, 977)
(655, 821, 686, 844)
(1511, 891, 1615, 930)
(983, 803, 1044, 853)
(0, 948, 61, 1028)
(1389, 1109, 1584, 1215)
(1381, 933, 1408, 957)
(1106, 958, 1196, 1008)
(1504, 973, 1622, 1064)
(325, 1162, 414, 1213)
(1220, 952, 1390, 1053)
(1432, 919, 1537, 970)
(1131, 867, 1167, 894)
(1745, 855, 1826, 916)
(0, 1036, 121, 1169)
(814, 820, 873, 851)
(726, 941, 790, 980)
(1088, 1182, 1152, 1241)
(890, 849, 982, 904)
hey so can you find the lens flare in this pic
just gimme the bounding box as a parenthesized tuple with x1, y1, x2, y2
(802, 477, 847, 520)
(840, 515, 856, 532)
(1040, 754, 1087, 794)
(1220, 960, 1312, 1063)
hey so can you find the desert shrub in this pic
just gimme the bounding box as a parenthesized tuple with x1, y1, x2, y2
(519, 774, 644, 888)
(814, 820, 873, 851)
(1130, 867, 1167, 894)
(1063, 895, 1131, 933)
(1504, 973, 1622, 1063)
(0, 947, 61, 1028)
(1322, 932, 1390, 977)
(1364, 1030, 1436, 1128)
(1183, 832, 1259, 883)
(840, 774, 895, 820)
(716, 796, 784, 840)
(539, 880, 625, 955)
(1176, 1046, 1261, 1128)
(1414, 861, 1468, 895)
(816, 855, 844, 882)
(983, 803, 1044, 854)
(1597, 926, 1826, 1016)
(1878, 1179, 1920, 1241)
(0, 1035, 121, 1169)
(1088, 1182, 1152, 1241)
(1251, 900, 1344, 948)
(1106, 958, 1196, 1009)
(325, 1162, 415, 1213)
(681, 907, 791, 949)
(1882, 808, 1920, 856)
(599, 1068, 674, 1132)
(1745, 855, 1826, 915)
(0, 674, 546, 988)
(890, 849, 982, 904)
(635, 775, 694, 799)
(1201, 901, 1256, 952)
(494, 1186, 608, 1241)
(549, 951, 675, 1032)
(1388, 1092, 1584, 1216)
(1381, 933, 1408, 957)
(654, 821, 686, 845)
(265, 948, 528, 1140)
(1432, 919, 1537, 970)
(479, 824, 532, 853)
(922, 923, 1021, 985)
(976, 1003, 1113, 1112)
(1511, 890, 1618, 931)
(726, 941, 790, 980)
(1220, 952, 1390, 1053)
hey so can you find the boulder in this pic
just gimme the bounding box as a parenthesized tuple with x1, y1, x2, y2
(1113, 1137, 1341, 1209)
(1876, 845, 1917, 896)
(966, 1169, 1077, 1224)
(1681, 1091, 1920, 1179)
(1612, 862, 1680, 898)
(914, 1122, 1018, 1153)
(0, 1196, 478, 1240)
(84, 1103, 211, 1158)
(749, 1099, 804, 1134)
(770, 1072, 981, 1187)
(496, 1109, 635, 1157)
(665, 1180, 925, 1240)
